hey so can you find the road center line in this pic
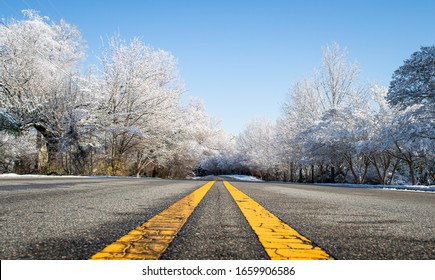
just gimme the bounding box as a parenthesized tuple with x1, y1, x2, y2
(90, 181, 215, 260)
(223, 181, 333, 260)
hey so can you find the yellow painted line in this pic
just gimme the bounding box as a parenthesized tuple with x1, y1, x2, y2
(223, 181, 333, 260)
(90, 181, 215, 260)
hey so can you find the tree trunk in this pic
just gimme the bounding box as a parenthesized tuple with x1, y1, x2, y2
(299, 167, 303, 182)
(46, 137, 60, 172)
(349, 162, 358, 183)
(361, 158, 370, 184)
(319, 164, 324, 183)
(408, 160, 416, 185)
(371, 156, 384, 184)
(35, 131, 45, 171)
(311, 165, 315, 183)
(34, 124, 60, 173)
(330, 166, 335, 183)
(388, 158, 400, 185)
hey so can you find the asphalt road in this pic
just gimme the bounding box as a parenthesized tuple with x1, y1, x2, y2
(0, 176, 434, 259)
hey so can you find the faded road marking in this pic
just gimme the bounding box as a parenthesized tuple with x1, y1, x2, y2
(223, 181, 333, 260)
(90, 181, 215, 260)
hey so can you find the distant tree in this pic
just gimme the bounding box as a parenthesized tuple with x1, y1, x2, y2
(387, 46, 435, 109)
(281, 78, 322, 131)
(163, 99, 232, 177)
(281, 43, 362, 130)
(277, 78, 321, 181)
(316, 42, 360, 109)
(277, 43, 371, 183)
(237, 118, 279, 180)
(365, 86, 400, 185)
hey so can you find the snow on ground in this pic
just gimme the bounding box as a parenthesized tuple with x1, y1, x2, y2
(220, 174, 264, 182)
(190, 175, 263, 181)
(0, 173, 111, 179)
(318, 183, 435, 192)
(0, 173, 51, 177)
(1, 173, 433, 192)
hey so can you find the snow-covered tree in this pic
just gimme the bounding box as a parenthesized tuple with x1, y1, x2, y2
(364, 86, 400, 185)
(281, 78, 323, 133)
(276, 43, 435, 185)
(0, 10, 86, 171)
(163, 98, 231, 178)
(94, 35, 182, 175)
(387, 46, 435, 109)
(280, 43, 363, 131)
(385, 46, 435, 185)
(378, 104, 434, 185)
(0, 131, 38, 173)
(0, 11, 226, 178)
(316, 42, 360, 109)
(277, 43, 372, 183)
(277, 77, 325, 181)
(237, 118, 279, 180)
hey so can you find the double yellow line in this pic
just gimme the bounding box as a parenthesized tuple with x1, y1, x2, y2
(90, 181, 332, 260)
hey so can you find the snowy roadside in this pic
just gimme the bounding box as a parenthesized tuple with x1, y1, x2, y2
(317, 183, 435, 192)
(193, 174, 435, 192)
(0, 173, 113, 179)
(220, 175, 264, 182)
(190, 175, 264, 182)
(2, 173, 434, 192)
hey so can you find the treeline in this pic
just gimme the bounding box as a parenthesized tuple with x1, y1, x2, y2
(0, 11, 228, 177)
(1, 12, 433, 185)
(201, 44, 434, 185)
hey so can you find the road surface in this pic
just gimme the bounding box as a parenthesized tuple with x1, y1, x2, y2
(0, 176, 434, 259)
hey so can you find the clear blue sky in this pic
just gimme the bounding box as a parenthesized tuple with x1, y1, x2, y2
(1, 0, 434, 135)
